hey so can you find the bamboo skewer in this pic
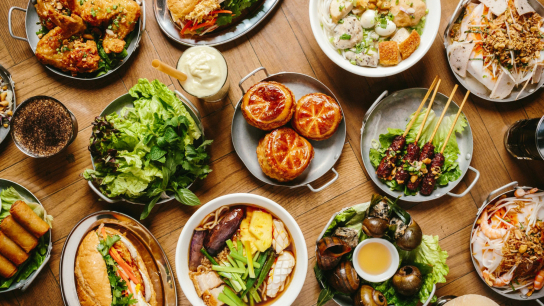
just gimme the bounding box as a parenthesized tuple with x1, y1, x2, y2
(152, 59, 188, 82)
(414, 79, 441, 143)
(428, 84, 458, 143)
(402, 76, 439, 137)
(440, 90, 470, 154)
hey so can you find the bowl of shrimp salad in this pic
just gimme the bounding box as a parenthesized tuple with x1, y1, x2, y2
(471, 183, 544, 300)
(309, 0, 441, 77)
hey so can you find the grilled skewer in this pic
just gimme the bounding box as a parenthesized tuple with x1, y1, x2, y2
(420, 90, 470, 196)
(376, 76, 438, 180)
(394, 80, 441, 185)
(406, 85, 458, 190)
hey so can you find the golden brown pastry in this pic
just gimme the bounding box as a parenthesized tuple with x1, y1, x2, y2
(242, 81, 295, 130)
(257, 127, 314, 182)
(291, 93, 342, 141)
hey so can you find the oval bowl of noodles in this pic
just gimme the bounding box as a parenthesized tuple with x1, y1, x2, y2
(471, 182, 544, 300)
(308, 0, 441, 77)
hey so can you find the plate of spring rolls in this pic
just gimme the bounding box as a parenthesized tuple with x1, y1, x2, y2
(0, 179, 53, 292)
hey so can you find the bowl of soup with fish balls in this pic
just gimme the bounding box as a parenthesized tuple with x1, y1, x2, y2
(175, 193, 308, 306)
(309, 0, 441, 77)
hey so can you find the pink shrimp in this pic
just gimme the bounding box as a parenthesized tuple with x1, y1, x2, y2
(482, 265, 517, 287)
(479, 210, 507, 239)
(535, 270, 544, 290)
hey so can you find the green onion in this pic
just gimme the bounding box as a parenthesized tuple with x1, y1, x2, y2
(227, 255, 238, 268)
(218, 292, 239, 306)
(241, 249, 270, 297)
(230, 252, 261, 268)
(213, 265, 246, 273)
(224, 287, 248, 306)
(237, 240, 244, 255)
(201, 247, 218, 265)
(245, 242, 255, 278)
(254, 251, 276, 290)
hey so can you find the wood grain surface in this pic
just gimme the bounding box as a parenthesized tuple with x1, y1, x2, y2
(0, 0, 543, 305)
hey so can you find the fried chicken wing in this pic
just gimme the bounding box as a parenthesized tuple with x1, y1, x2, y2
(67, 0, 141, 53)
(36, 27, 100, 76)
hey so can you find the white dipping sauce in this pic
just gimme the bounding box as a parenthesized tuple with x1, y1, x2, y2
(177, 46, 228, 100)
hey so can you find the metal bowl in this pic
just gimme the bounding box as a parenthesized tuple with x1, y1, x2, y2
(87, 90, 203, 205)
(59, 210, 177, 305)
(0, 178, 52, 293)
(315, 204, 436, 306)
(153, 0, 279, 46)
(0, 64, 15, 146)
(470, 182, 544, 302)
(8, 0, 146, 80)
(10, 95, 78, 158)
(232, 67, 346, 192)
(360, 88, 480, 202)
(443, 0, 544, 102)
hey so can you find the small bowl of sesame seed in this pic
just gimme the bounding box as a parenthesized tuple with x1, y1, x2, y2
(10, 96, 78, 158)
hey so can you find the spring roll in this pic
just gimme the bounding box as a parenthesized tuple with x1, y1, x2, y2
(0, 253, 17, 279)
(0, 215, 39, 253)
(0, 232, 28, 266)
(10, 201, 50, 238)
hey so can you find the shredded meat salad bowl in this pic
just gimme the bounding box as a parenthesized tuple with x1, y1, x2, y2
(309, 0, 441, 77)
(445, 0, 544, 101)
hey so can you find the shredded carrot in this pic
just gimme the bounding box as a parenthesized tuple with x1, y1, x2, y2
(110, 247, 140, 284)
(101, 226, 107, 240)
(191, 18, 217, 31)
(180, 21, 193, 35)
(117, 269, 133, 295)
(210, 10, 232, 14)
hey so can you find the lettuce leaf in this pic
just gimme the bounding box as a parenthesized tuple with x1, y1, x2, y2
(323, 202, 370, 237)
(83, 79, 213, 219)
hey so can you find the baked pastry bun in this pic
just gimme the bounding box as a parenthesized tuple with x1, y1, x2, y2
(257, 127, 314, 182)
(75, 225, 158, 306)
(241, 81, 295, 130)
(292, 93, 342, 141)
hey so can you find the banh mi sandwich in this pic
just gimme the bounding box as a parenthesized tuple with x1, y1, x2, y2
(75, 224, 157, 306)
(167, 0, 231, 36)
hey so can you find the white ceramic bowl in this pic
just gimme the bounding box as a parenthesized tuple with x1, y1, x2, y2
(352, 238, 399, 282)
(308, 0, 441, 77)
(175, 193, 308, 306)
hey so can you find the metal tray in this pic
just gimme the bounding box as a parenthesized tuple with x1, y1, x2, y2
(232, 67, 346, 192)
(443, 0, 544, 102)
(154, 0, 279, 46)
(315, 204, 435, 306)
(0, 179, 52, 293)
(59, 210, 177, 305)
(8, 0, 146, 80)
(470, 182, 544, 302)
(87, 90, 203, 205)
(360, 88, 480, 202)
(0, 65, 15, 146)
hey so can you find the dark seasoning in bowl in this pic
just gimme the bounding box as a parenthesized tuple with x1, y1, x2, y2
(12, 98, 73, 157)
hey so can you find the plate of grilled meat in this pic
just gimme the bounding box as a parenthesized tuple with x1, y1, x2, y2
(361, 77, 480, 202)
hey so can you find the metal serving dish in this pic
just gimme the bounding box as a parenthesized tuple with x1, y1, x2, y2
(316, 205, 436, 306)
(59, 210, 177, 305)
(443, 0, 544, 102)
(232, 67, 346, 192)
(0, 179, 52, 293)
(8, 0, 146, 80)
(0, 64, 15, 146)
(360, 88, 480, 202)
(154, 0, 279, 46)
(11, 95, 78, 158)
(87, 90, 203, 205)
(470, 182, 544, 302)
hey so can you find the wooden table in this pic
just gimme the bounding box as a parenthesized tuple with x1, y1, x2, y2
(0, 0, 543, 304)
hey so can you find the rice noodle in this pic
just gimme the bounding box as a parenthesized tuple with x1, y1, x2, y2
(195, 206, 230, 231)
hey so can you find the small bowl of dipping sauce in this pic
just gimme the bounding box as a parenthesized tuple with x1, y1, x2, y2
(177, 46, 229, 103)
(352, 238, 399, 282)
(11, 96, 78, 158)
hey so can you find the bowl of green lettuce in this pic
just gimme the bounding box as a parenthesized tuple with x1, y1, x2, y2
(314, 194, 449, 306)
(0, 180, 53, 292)
(83, 79, 213, 219)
